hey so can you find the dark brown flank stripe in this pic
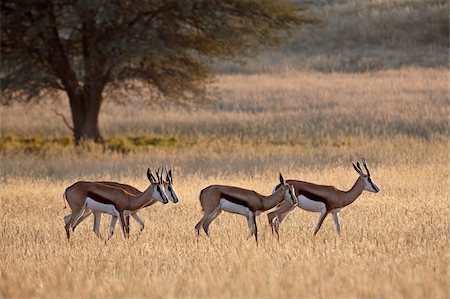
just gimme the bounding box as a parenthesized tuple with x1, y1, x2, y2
(86, 191, 116, 206)
(220, 192, 261, 213)
(220, 192, 248, 207)
(298, 190, 329, 205)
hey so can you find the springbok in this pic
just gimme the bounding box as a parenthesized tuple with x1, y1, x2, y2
(268, 159, 379, 239)
(66, 168, 179, 237)
(65, 181, 140, 238)
(63, 169, 169, 240)
(195, 173, 297, 243)
(102, 167, 179, 237)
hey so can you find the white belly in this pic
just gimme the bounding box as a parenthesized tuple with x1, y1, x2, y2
(297, 195, 326, 212)
(220, 199, 252, 217)
(85, 197, 119, 216)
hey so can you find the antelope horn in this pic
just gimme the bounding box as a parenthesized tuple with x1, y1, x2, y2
(159, 167, 163, 183)
(155, 167, 161, 183)
(165, 165, 170, 183)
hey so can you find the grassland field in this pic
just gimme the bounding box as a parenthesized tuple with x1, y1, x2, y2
(0, 66, 448, 299)
(0, 0, 449, 298)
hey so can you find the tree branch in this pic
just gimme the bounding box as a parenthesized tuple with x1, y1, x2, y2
(51, 108, 74, 133)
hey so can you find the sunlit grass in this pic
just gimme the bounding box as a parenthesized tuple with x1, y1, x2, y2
(0, 161, 448, 298)
(1, 68, 447, 142)
(0, 65, 448, 298)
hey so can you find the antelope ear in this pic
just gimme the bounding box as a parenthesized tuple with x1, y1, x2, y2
(147, 168, 152, 182)
(352, 163, 362, 175)
(279, 173, 285, 185)
(147, 168, 156, 183)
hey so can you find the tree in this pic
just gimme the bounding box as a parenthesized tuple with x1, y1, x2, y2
(1, 0, 315, 144)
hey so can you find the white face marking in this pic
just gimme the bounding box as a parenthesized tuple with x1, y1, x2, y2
(284, 186, 297, 205)
(153, 185, 168, 203)
(273, 184, 297, 205)
(297, 195, 326, 213)
(363, 177, 380, 193)
(165, 185, 179, 203)
(85, 197, 120, 217)
(219, 199, 252, 217)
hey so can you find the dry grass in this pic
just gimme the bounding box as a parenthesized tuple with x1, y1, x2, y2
(1, 0, 448, 297)
(0, 68, 447, 141)
(0, 65, 449, 298)
(0, 9, 448, 291)
(0, 161, 448, 298)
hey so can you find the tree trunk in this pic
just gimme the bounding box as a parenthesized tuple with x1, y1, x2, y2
(35, 2, 106, 145)
(73, 7, 105, 146)
(68, 87, 104, 145)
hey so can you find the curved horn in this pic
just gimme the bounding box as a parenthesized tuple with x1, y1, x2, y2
(157, 167, 163, 183)
(165, 165, 170, 183)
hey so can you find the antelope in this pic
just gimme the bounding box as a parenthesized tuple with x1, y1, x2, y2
(64, 181, 140, 238)
(63, 168, 169, 240)
(195, 173, 297, 243)
(65, 168, 179, 237)
(267, 159, 380, 239)
(101, 167, 179, 237)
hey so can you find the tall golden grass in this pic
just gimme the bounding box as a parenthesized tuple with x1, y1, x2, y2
(0, 68, 446, 140)
(0, 162, 448, 298)
(0, 66, 448, 298)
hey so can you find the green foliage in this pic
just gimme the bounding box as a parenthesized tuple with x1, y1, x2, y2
(0, 135, 196, 155)
(0, 135, 73, 154)
(0, 0, 315, 104)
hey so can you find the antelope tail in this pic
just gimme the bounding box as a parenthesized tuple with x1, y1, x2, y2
(62, 190, 67, 209)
